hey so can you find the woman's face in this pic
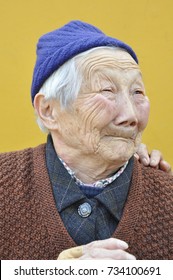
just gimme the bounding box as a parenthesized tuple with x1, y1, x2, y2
(51, 48, 150, 165)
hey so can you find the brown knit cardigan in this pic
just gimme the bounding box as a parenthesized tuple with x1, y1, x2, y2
(0, 144, 173, 260)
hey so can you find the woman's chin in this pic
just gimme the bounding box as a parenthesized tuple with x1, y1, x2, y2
(100, 138, 137, 163)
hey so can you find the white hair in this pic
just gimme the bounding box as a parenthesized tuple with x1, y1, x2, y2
(36, 46, 118, 132)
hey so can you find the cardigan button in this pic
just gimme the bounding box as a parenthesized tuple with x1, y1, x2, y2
(78, 202, 92, 218)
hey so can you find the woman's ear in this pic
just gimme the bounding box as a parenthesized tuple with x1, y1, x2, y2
(34, 93, 59, 131)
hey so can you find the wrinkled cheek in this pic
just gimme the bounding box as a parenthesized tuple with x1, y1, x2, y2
(94, 103, 118, 130)
(75, 127, 101, 154)
(138, 101, 150, 131)
(78, 94, 118, 129)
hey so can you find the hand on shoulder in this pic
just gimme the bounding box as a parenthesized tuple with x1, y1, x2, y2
(135, 143, 172, 175)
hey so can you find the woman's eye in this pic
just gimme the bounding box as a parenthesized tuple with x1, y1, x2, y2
(103, 88, 113, 92)
(134, 90, 144, 95)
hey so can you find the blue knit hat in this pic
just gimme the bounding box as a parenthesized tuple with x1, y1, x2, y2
(31, 20, 138, 103)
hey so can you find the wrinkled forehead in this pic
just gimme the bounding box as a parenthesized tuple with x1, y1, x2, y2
(76, 47, 141, 78)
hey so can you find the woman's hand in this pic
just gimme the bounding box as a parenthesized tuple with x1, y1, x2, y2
(136, 143, 172, 174)
(58, 238, 136, 260)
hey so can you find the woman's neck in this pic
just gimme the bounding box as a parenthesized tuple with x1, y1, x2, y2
(52, 137, 124, 184)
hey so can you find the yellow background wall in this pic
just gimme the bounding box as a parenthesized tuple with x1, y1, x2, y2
(0, 0, 173, 166)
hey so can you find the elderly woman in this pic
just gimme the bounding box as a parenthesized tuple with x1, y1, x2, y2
(1, 21, 172, 260)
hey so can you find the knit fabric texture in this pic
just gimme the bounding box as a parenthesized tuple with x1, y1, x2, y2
(31, 20, 138, 102)
(0, 145, 173, 260)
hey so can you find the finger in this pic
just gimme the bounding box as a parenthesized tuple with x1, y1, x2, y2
(136, 143, 150, 165)
(57, 246, 83, 259)
(134, 153, 139, 160)
(159, 160, 172, 173)
(80, 248, 136, 260)
(149, 150, 162, 167)
(83, 238, 128, 253)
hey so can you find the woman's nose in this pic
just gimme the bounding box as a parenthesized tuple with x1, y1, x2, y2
(114, 97, 138, 127)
